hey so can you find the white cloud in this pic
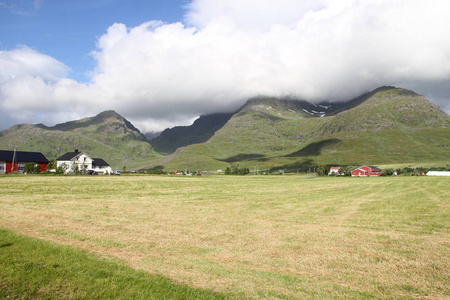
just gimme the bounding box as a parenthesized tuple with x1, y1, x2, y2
(185, 0, 326, 31)
(1, 0, 449, 132)
(0, 0, 43, 15)
(0, 47, 77, 127)
(0, 46, 68, 82)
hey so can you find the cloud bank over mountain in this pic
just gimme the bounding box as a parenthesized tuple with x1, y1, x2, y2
(1, 0, 449, 132)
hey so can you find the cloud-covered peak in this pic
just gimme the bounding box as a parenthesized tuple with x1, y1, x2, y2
(0, 0, 449, 132)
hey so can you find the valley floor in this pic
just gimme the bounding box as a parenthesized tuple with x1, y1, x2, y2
(0, 175, 448, 299)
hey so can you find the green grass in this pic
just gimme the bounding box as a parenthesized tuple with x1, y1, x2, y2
(0, 227, 226, 299)
(0, 175, 449, 299)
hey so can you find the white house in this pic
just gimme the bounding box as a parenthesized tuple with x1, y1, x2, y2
(426, 171, 450, 176)
(56, 150, 93, 174)
(56, 150, 111, 174)
(92, 158, 113, 175)
(329, 167, 341, 175)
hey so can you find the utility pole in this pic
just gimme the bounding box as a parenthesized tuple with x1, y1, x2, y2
(254, 165, 259, 175)
(11, 147, 16, 173)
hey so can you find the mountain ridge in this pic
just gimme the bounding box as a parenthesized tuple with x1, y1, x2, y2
(0, 86, 448, 170)
(149, 112, 234, 154)
(157, 86, 449, 170)
(0, 110, 157, 168)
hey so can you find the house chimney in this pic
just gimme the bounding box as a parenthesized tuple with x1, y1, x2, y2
(75, 149, 79, 153)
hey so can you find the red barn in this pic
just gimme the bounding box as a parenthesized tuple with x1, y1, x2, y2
(0, 150, 49, 174)
(351, 165, 382, 177)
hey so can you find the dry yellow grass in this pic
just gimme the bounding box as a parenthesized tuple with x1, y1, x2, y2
(0, 175, 449, 299)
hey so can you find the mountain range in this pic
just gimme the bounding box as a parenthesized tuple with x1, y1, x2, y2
(0, 86, 448, 171)
(0, 110, 157, 169)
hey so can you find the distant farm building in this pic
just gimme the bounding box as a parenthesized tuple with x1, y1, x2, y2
(426, 171, 450, 176)
(56, 150, 112, 174)
(351, 166, 382, 177)
(0, 150, 49, 174)
(329, 167, 341, 175)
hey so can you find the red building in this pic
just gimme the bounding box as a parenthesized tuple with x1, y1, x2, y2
(0, 150, 49, 174)
(351, 165, 382, 177)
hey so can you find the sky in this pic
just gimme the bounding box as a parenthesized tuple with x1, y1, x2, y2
(1, 0, 450, 133)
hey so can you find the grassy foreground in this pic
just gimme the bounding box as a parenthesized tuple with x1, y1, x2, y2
(0, 175, 449, 299)
(0, 228, 225, 299)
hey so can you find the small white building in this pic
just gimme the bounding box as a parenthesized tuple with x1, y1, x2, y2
(56, 150, 111, 174)
(329, 167, 341, 175)
(426, 171, 450, 176)
(92, 158, 112, 175)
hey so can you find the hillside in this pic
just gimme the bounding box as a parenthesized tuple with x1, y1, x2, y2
(147, 97, 345, 158)
(159, 87, 450, 171)
(1, 87, 448, 172)
(149, 112, 234, 154)
(0, 110, 158, 168)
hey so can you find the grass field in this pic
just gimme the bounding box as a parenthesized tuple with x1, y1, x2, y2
(0, 175, 449, 299)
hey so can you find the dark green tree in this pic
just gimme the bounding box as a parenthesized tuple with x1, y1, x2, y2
(45, 159, 57, 172)
(225, 164, 249, 175)
(24, 162, 37, 174)
(34, 164, 41, 173)
(381, 169, 395, 176)
(316, 165, 328, 176)
(225, 167, 232, 175)
(24, 162, 42, 174)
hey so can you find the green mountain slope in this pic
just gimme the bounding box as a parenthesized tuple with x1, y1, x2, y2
(1, 87, 448, 172)
(149, 112, 234, 154)
(160, 87, 450, 171)
(0, 110, 158, 168)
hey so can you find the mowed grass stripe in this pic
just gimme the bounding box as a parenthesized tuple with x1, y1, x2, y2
(0, 227, 226, 299)
(0, 175, 449, 299)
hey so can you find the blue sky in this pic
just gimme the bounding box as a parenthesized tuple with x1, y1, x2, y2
(0, 0, 187, 82)
(1, 0, 449, 132)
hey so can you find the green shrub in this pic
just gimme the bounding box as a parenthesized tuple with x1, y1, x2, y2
(225, 164, 249, 175)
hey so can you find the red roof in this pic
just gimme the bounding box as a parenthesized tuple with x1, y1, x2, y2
(351, 165, 382, 176)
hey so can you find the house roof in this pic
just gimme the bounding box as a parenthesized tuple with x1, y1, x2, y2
(352, 166, 382, 173)
(367, 166, 380, 170)
(0, 150, 49, 163)
(330, 167, 340, 169)
(355, 165, 380, 170)
(92, 158, 110, 167)
(56, 151, 90, 161)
